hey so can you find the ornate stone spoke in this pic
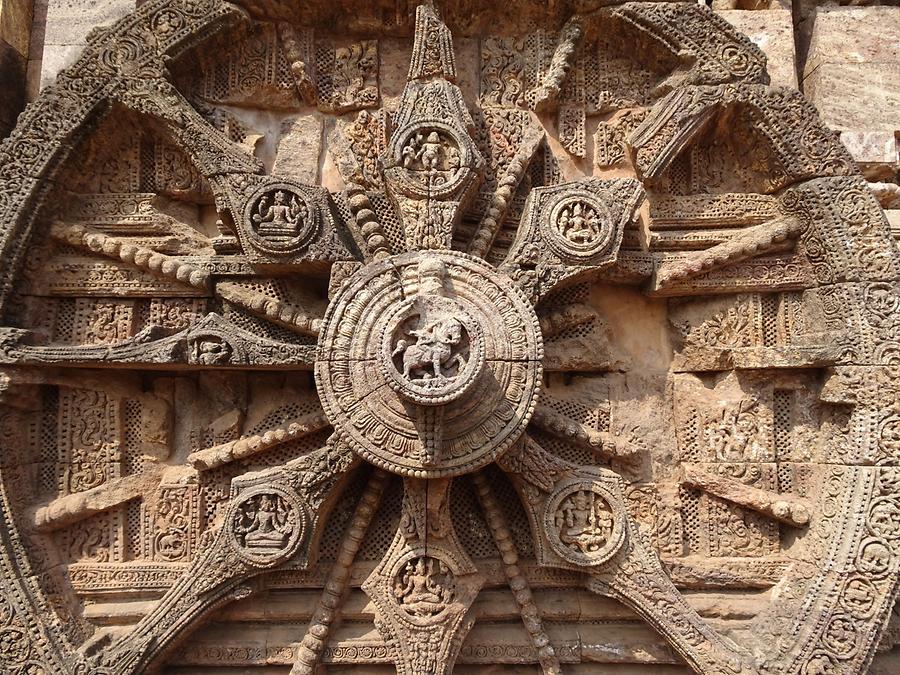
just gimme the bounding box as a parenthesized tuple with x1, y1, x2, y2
(51, 222, 211, 290)
(466, 123, 544, 259)
(530, 404, 642, 461)
(381, 3, 484, 254)
(503, 178, 645, 303)
(651, 215, 805, 295)
(111, 74, 263, 180)
(472, 470, 562, 675)
(362, 477, 483, 675)
(587, 548, 757, 675)
(92, 440, 355, 674)
(498, 436, 756, 673)
(0, 312, 317, 369)
(216, 280, 323, 337)
(682, 463, 811, 527)
(291, 468, 388, 675)
(188, 410, 330, 471)
(49, 222, 326, 340)
(32, 467, 164, 532)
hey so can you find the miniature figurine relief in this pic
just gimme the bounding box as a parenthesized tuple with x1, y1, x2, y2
(228, 486, 307, 566)
(0, 0, 897, 674)
(547, 192, 615, 260)
(545, 480, 624, 566)
(244, 182, 318, 254)
(392, 554, 457, 619)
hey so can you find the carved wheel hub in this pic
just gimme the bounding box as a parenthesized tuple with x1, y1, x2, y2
(316, 250, 543, 477)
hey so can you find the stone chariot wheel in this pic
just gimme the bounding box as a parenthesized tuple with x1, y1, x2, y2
(0, 1, 896, 675)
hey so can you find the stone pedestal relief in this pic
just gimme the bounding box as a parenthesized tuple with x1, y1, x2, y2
(0, 1, 897, 674)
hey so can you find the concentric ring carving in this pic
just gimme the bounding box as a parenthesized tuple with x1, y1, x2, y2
(316, 250, 543, 478)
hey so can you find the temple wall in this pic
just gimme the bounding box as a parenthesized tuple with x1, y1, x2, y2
(4, 1, 897, 227)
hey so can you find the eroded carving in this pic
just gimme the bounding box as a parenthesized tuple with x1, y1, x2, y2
(0, 1, 897, 674)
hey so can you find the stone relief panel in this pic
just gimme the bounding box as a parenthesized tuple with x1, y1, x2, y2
(0, 1, 897, 674)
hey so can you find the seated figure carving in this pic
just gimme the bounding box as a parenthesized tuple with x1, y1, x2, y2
(556, 490, 614, 555)
(238, 494, 291, 549)
(253, 190, 305, 237)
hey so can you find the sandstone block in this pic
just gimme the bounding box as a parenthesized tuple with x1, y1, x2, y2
(840, 131, 898, 165)
(43, 0, 135, 46)
(805, 62, 900, 133)
(805, 6, 900, 75)
(717, 9, 797, 89)
(1, 0, 34, 56)
(38, 42, 81, 89)
(0, 37, 25, 136)
(840, 131, 899, 179)
(272, 114, 324, 186)
(886, 210, 900, 240)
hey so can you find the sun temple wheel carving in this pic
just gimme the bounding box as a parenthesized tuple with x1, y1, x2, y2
(317, 249, 542, 476)
(0, 0, 898, 674)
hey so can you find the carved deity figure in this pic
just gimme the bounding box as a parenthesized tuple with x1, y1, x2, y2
(393, 556, 455, 618)
(192, 337, 231, 365)
(401, 133, 422, 168)
(400, 130, 458, 173)
(391, 257, 469, 381)
(85, 302, 127, 344)
(253, 190, 305, 237)
(557, 201, 602, 244)
(706, 401, 760, 461)
(421, 131, 445, 171)
(393, 315, 466, 381)
(555, 490, 614, 555)
(236, 494, 292, 549)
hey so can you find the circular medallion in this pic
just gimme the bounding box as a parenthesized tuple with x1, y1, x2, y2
(316, 250, 542, 478)
(380, 293, 485, 405)
(243, 182, 319, 255)
(227, 485, 308, 567)
(545, 191, 615, 262)
(544, 481, 625, 567)
(390, 553, 457, 623)
(387, 122, 473, 199)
